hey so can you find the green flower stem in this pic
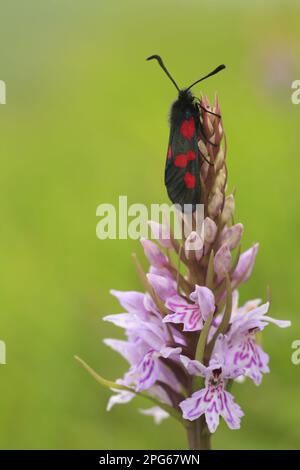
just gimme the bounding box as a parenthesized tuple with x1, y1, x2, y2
(187, 416, 211, 450)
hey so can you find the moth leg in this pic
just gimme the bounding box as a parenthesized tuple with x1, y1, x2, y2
(198, 103, 221, 119)
(199, 149, 214, 166)
(200, 131, 218, 148)
(197, 109, 219, 147)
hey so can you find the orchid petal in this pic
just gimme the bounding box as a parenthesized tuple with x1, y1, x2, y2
(139, 406, 169, 424)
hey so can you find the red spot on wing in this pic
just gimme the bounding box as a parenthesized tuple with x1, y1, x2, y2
(180, 118, 195, 140)
(174, 150, 196, 168)
(186, 150, 196, 161)
(168, 146, 172, 159)
(174, 154, 188, 168)
(184, 172, 196, 189)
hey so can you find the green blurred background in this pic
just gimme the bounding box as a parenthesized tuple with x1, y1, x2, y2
(0, 0, 299, 450)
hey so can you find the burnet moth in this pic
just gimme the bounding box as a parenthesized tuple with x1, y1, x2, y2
(147, 55, 225, 212)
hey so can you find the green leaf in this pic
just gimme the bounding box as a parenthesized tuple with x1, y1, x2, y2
(195, 310, 214, 366)
(231, 244, 241, 273)
(205, 250, 215, 289)
(75, 356, 186, 426)
(75, 355, 132, 392)
(206, 275, 232, 358)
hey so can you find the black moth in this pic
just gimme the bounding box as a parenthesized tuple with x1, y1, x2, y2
(147, 55, 225, 212)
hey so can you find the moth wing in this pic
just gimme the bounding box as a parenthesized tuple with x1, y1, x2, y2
(165, 122, 200, 211)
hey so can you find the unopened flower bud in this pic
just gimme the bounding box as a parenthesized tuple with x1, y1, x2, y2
(185, 231, 203, 261)
(221, 194, 235, 224)
(201, 101, 214, 136)
(200, 160, 209, 181)
(214, 148, 225, 171)
(140, 238, 168, 268)
(203, 217, 218, 243)
(214, 244, 232, 279)
(208, 188, 223, 218)
(205, 118, 214, 136)
(147, 273, 175, 301)
(218, 122, 223, 139)
(232, 243, 259, 286)
(198, 140, 209, 158)
(212, 169, 226, 193)
(214, 94, 220, 116)
(220, 223, 244, 250)
(147, 221, 172, 248)
(209, 133, 216, 145)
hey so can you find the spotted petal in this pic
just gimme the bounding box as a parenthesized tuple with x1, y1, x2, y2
(139, 407, 169, 424)
(219, 389, 244, 430)
(164, 295, 202, 331)
(190, 286, 215, 322)
(135, 350, 160, 392)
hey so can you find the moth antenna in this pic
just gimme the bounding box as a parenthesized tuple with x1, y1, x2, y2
(147, 55, 180, 92)
(186, 64, 226, 91)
